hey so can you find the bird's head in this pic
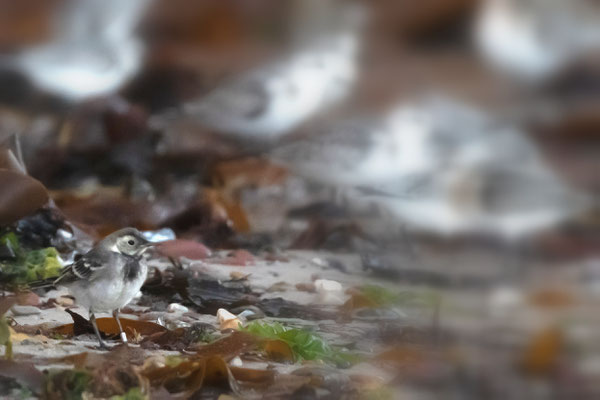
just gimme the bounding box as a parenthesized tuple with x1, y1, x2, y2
(104, 227, 154, 256)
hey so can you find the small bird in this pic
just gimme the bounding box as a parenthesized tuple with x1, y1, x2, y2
(474, 0, 600, 82)
(3, 0, 151, 101)
(31, 228, 154, 349)
(273, 96, 592, 239)
(168, 1, 365, 144)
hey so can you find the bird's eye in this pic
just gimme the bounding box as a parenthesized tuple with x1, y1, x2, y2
(127, 240, 135, 246)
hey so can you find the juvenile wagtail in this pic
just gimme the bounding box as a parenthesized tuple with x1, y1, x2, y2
(32, 227, 154, 349)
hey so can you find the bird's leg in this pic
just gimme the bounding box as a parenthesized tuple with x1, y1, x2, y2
(89, 311, 108, 350)
(112, 309, 128, 344)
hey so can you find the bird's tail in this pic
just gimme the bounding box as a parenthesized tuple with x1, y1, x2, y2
(26, 278, 57, 290)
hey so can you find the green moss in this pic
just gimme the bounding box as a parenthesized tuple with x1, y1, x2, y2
(358, 285, 440, 308)
(360, 386, 395, 400)
(241, 321, 357, 366)
(0, 232, 62, 285)
(110, 387, 146, 400)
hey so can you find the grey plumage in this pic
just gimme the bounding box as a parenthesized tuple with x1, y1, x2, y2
(30, 227, 154, 349)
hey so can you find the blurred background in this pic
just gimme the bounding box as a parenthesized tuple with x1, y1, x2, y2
(1, 0, 600, 398)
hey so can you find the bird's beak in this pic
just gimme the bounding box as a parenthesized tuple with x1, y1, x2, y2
(137, 241, 155, 254)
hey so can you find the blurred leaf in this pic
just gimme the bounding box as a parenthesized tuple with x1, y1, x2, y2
(0, 360, 45, 395)
(264, 339, 295, 362)
(44, 369, 92, 400)
(229, 365, 275, 385)
(519, 326, 563, 376)
(204, 188, 250, 233)
(192, 331, 258, 360)
(0, 170, 49, 226)
(528, 288, 575, 309)
(212, 158, 288, 189)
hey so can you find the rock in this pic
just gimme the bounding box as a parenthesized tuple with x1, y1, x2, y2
(56, 296, 74, 307)
(232, 306, 266, 321)
(314, 279, 345, 305)
(11, 305, 41, 316)
(230, 356, 243, 367)
(167, 303, 189, 313)
(17, 292, 40, 306)
(229, 271, 250, 281)
(295, 282, 316, 293)
(217, 308, 241, 330)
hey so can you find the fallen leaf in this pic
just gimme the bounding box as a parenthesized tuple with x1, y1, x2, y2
(53, 309, 167, 340)
(212, 158, 288, 189)
(528, 288, 575, 309)
(0, 296, 17, 316)
(519, 326, 563, 376)
(264, 339, 295, 363)
(192, 331, 258, 360)
(0, 170, 49, 226)
(229, 366, 275, 386)
(204, 188, 250, 233)
(342, 292, 379, 313)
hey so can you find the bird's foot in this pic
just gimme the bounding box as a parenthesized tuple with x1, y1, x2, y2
(120, 332, 129, 345)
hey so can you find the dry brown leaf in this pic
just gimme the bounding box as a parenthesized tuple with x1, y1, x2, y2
(193, 331, 258, 360)
(229, 366, 275, 385)
(264, 339, 295, 363)
(212, 158, 288, 189)
(204, 188, 250, 233)
(341, 292, 379, 313)
(519, 326, 563, 376)
(528, 288, 575, 309)
(53, 309, 167, 340)
(0, 170, 49, 226)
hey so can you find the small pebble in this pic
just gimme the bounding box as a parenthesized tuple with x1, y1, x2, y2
(315, 279, 345, 305)
(296, 283, 316, 293)
(230, 356, 243, 367)
(230, 271, 250, 281)
(56, 296, 74, 307)
(11, 305, 41, 316)
(167, 303, 189, 313)
(217, 308, 241, 330)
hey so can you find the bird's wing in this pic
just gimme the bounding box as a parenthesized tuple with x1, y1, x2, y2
(54, 251, 107, 285)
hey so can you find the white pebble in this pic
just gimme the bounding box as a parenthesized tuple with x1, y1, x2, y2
(488, 286, 523, 318)
(167, 303, 189, 313)
(10, 305, 41, 316)
(230, 356, 243, 367)
(314, 279, 345, 305)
